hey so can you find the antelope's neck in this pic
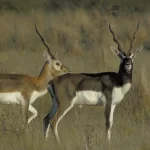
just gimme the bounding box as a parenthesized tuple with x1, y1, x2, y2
(118, 65, 132, 86)
(34, 64, 54, 92)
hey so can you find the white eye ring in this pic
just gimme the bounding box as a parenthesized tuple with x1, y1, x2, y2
(54, 62, 61, 71)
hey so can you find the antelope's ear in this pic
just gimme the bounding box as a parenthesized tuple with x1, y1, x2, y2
(135, 46, 144, 54)
(129, 46, 144, 59)
(43, 51, 52, 62)
(110, 46, 125, 59)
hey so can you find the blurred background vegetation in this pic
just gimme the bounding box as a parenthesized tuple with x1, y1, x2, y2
(0, 0, 149, 13)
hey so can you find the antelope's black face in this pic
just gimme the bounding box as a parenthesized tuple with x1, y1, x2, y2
(109, 21, 144, 73)
(122, 57, 133, 72)
(121, 52, 134, 72)
(110, 46, 144, 72)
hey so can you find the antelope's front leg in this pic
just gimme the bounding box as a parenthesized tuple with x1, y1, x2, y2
(28, 105, 38, 123)
(104, 102, 116, 142)
(21, 100, 29, 124)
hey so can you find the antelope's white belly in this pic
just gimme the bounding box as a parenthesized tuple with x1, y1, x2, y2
(0, 90, 47, 105)
(75, 91, 106, 105)
(30, 90, 47, 104)
(0, 92, 22, 104)
(112, 83, 131, 105)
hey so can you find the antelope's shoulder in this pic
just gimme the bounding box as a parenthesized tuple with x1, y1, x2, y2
(113, 83, 131, 95)
(112, 83, 131, 104)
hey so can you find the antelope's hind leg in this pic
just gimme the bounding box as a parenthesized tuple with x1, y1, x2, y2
(50, 97, 77, 144)
(43, 96, 59, 139)
(43, 84, 59, 139)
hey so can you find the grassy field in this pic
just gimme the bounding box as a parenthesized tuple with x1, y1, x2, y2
(0, 8, 149, 150)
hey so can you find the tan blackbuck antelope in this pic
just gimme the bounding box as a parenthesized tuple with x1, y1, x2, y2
(43, 21, 144, 144)
(0, 26, 70, 124)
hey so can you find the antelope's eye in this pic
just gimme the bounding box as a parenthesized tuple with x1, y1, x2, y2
(56, 62, 60, 66)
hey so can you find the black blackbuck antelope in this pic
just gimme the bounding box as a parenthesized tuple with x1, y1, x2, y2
(43, 21, 144, 144)
(0, 26, 70, 124)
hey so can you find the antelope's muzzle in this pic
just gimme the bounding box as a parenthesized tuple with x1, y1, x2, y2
(62, 65, 71, 73)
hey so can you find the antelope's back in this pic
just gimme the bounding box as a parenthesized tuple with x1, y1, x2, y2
(49, 72, 122, 99)
(0, 74, 37, 93)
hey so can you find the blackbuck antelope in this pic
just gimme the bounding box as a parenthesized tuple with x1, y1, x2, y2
(0, 26, 70, 124)
(43, 21, 144, 144)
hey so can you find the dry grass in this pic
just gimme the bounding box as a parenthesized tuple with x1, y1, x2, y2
(0, 9, 149, 150)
